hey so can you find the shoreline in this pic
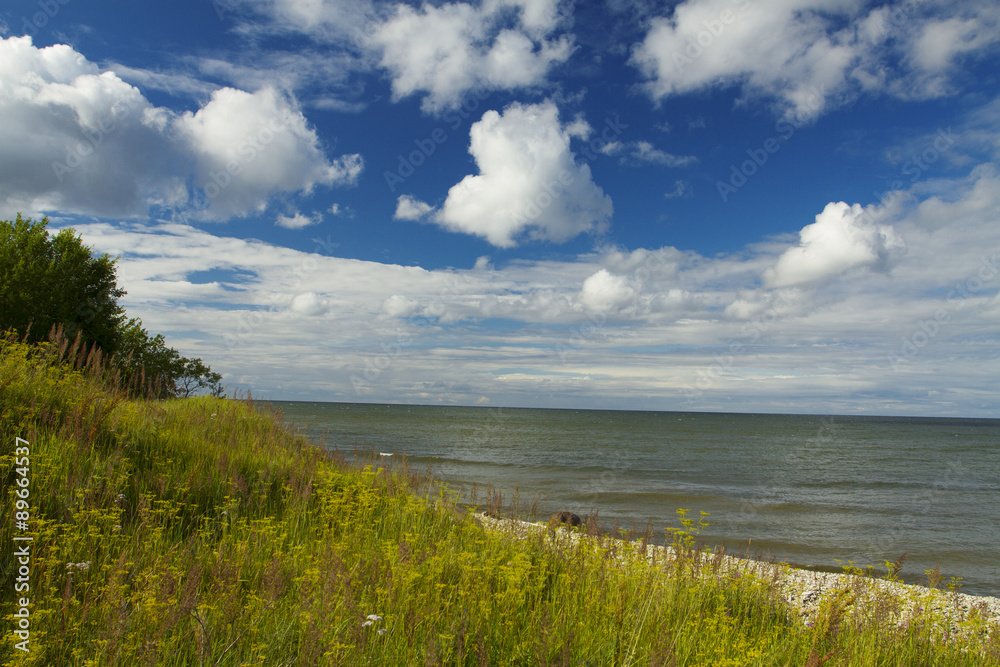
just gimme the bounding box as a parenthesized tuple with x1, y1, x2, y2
(475, 513, 1000, 637)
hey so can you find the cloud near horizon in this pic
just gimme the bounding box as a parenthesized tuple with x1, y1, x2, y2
(61, 164, 1000, 416)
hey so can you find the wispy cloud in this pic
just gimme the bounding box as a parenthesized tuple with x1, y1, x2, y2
(601, 140, 697, 167)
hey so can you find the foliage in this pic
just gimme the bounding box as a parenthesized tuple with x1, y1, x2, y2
(1, 214, 222, 398)
(116, 318, 223, 398)
(1, 338, 998, 666)
(0, 213, 125, 352)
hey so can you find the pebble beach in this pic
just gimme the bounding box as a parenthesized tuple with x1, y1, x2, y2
(475, 513, 1000, 642)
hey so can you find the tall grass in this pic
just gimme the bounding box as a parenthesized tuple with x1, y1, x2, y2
(2, 331, 998, 665)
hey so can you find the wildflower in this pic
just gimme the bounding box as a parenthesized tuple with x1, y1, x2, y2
(366, 614, 383, 622)
(377, 628, 388, 636)
(113, 525, 121, 532)
(362, 620, 373, 627)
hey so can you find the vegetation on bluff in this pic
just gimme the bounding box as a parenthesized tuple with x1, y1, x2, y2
(1, 334, 998, 665)
(1, 214, 222, 398)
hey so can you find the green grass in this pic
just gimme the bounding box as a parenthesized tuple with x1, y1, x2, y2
(1, 333, 998, 666)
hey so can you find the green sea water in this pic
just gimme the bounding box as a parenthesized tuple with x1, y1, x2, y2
(274, 401, 1000, 598)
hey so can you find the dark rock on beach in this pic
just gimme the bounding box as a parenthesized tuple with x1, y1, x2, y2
(549, 511, 582, 527)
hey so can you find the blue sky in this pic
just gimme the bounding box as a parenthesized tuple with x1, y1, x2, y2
(2, 0, 999, 416)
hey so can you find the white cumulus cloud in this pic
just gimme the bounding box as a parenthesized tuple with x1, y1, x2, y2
(289, 292, 329, 316)
(368, 0, 573, 113)
(631, 0, 1000, 120)
(579, 269, 637, 312)
(0, 36, 361, 221)
(764, 201, 906, 287)
(415, 100, 612, 247)
(175, 86, 362, 219)
(394, 195, 435, 221)
(0, 36, 183, 217)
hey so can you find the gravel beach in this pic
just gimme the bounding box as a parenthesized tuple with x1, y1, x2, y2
(475, 513, 1000, 641)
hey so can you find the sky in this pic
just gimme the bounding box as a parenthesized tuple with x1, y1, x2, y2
(2, 0, 998, 416)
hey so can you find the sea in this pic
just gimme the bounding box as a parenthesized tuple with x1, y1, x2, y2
(272, 402, 1000, 598)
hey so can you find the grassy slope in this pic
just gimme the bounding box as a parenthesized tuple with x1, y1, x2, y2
(1, 335, 998, 666)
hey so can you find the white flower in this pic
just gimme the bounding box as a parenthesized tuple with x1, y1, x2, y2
(366, 614, 383, 621)
(377, 628, 388, 636)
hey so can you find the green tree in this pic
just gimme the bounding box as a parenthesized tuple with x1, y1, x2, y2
(0, 214, 126, 351)
(1, 214, 224, 398)
(177, 357, 225, 398)
(116, 318, 223, 398)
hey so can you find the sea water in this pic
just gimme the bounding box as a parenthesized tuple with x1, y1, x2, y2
(274, 402, 1000, 598)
